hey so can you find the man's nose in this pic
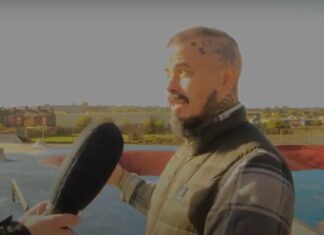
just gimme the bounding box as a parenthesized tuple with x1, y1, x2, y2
(167, 76, 181, 93)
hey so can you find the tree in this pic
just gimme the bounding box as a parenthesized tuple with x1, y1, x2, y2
(120, 119, 132, 134)
(75, 115, 92, 131)
(265, 120, 289, 129)
(142, 116, 165, 134)
(310, 119, 322, 127)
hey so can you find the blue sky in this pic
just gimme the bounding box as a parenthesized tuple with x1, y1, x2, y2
(0, 0, 323, 108)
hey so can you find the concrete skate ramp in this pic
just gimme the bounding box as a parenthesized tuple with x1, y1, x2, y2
(119, 145, 324, 174)
(41, 145, 324, 175)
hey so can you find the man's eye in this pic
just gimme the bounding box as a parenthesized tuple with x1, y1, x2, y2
(180, 70, 191, 78)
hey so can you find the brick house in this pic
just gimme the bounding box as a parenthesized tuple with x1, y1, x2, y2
(7, 107, 56, 127)
(8, 108, 25, 127)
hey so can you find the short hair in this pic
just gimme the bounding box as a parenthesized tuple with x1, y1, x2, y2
(167, 26, 242, 72)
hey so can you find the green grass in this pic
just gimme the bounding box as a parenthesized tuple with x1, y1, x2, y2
(122, 135, 129, 142)
(142, 134, 180, 145)
(31, 136, 77, 144)
(31, 134, 179, 145)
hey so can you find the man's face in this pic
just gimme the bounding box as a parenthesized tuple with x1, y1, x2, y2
(165, 42, 223, 120)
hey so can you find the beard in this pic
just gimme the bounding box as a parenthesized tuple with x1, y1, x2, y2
(170, 90, 221, 140)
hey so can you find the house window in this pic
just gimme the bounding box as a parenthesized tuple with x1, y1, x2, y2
(17, 117, 22, 126)
(42, 117, 47, 125)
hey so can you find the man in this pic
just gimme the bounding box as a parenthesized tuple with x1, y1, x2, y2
(0, 202, 79, 235)
(110, 26, 294, 235)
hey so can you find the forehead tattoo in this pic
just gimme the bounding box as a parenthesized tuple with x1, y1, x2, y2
(189, 37, 237, 65)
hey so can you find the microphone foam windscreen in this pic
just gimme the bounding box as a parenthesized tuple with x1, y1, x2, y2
(46, 122, 124, 215)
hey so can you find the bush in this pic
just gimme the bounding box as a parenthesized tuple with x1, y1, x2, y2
(142, 134, 181, 145)
(56, 127, 79, 136)
(75, 115, 92, 131)
(25, 127, 43, 138)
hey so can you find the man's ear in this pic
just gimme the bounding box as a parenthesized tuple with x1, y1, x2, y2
(221, 67, 236, 89)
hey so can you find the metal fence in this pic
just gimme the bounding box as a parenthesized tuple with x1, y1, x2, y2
(264, 128, 324, 145)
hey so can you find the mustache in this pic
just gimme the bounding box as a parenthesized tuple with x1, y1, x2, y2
(169, 92, 190, 103)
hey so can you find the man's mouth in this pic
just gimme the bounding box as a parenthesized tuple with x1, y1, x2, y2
(168, 94, 189, 106)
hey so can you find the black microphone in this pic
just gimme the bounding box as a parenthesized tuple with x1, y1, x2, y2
(46, 122, 124, 215)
